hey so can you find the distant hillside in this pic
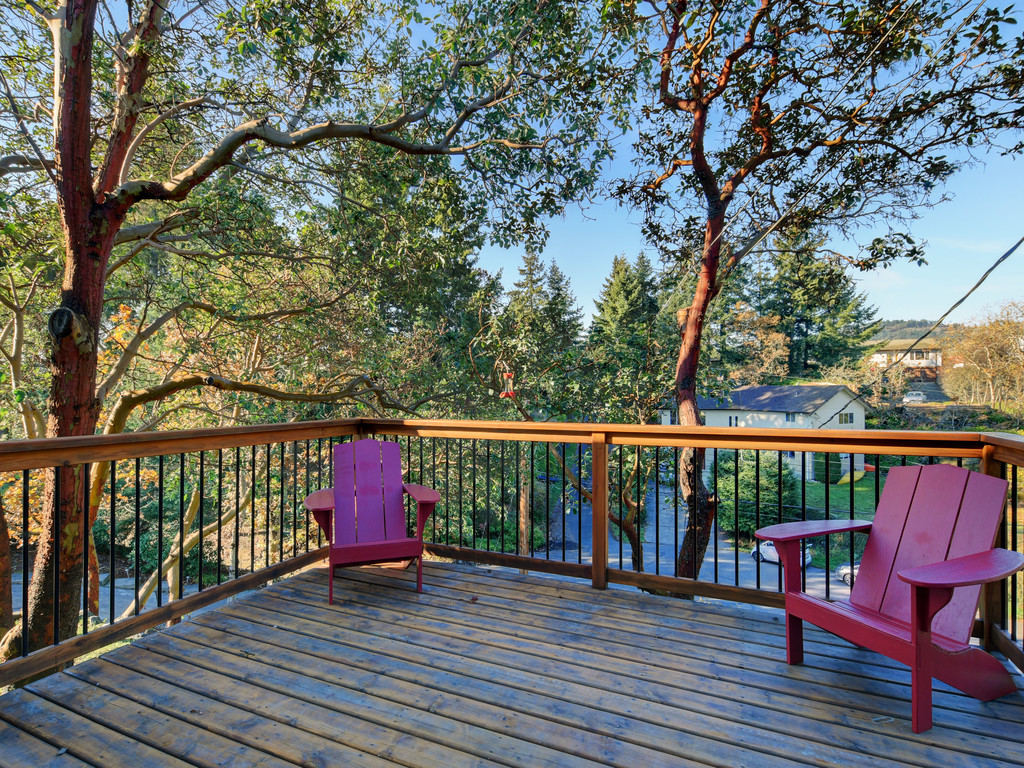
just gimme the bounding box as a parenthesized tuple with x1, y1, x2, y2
(870, 320, 951, 342)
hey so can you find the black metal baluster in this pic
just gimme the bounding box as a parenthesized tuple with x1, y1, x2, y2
(733, 450, 739, 585)
(801, 453, 808, 592)
(458, 442, 466, 548)
(824, 453, 832, 601)
(754, 451, 761, 591)
(530, 442, 536, 558)
(110, 462, 118, 621)
(292, 442, 298, 558)
(617, 446, 623, 569)
(711, 449, 717, 583)
(52, 467, 60, 647)
(82, 462, 90, 635)
(21, 470, 28, 654)
(486, 442, 493, 552)
(655, 447, 661, 576)
(577, 443, 583, 565)
(674, 446, 680, 579)
(178, 454, 185, 601)
(135, 456, 142, 612)
(250, 446, 256, 573)
(1012, 466, 1019, 641)
(157, 456, 163, 608)
(471, 438, 475, 552)
(234, 447, 241, 577)
(515, 442, 521, 555)
(500, 441, 506, 553)
(217, 450, 224, 585)
(777, 452, 783, 593)
(198, 451, 205, 590)
(265, 443, 272, 568)
(303, 441, 311, 551)
(279, 442, 286, 564)
(561, 443, 567, 563)
(445, 439, 451, 544)
(849, 452, 856, 589)
(546, 444, 551, 560)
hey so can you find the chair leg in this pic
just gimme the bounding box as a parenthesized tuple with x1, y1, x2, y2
(328, 563, 334, 605)
(786, 613, 804, 665)
(416, 555, 423, 593)
(911, 664, 932, 733)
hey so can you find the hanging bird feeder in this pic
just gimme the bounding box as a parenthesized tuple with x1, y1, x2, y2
(499, 370, 516, 398)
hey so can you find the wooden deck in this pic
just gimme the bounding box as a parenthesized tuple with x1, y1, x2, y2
(1, 562, 1023, 768)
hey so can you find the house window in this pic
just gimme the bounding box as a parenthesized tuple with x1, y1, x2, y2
(785, 413, 797, 423)
(911, 350, 925, 360)
(728, 416, 738, 427)
(838, 412, 855, 425)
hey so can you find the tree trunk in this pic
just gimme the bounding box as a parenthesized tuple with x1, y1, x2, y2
(674, 214, 724, 579)
(0, 0, 136, 660)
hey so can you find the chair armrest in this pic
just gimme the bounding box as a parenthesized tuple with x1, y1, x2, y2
(756, 518, 872, 542)
(302, 489, 334, 542)
(404, 483, 440, 539)
(403, 483, 441, 505)
(898, 548, 1024, 589)
(303, 488, 334, 512)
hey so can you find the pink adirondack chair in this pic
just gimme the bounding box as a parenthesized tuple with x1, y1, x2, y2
(303, 439, 439, 602)
(756, 463, 1024, 732)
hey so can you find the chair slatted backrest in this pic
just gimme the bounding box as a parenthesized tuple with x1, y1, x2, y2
(850, 464, 1008, 644)
(333, 440, 407, 545)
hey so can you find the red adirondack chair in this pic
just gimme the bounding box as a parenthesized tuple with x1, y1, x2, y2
(756, 463, 1024, 732)
(303, 439, 439, 602)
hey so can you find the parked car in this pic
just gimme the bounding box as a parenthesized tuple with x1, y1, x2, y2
(834, 561, 860, 586)
(902, 390, 926, 404)
(750, 540, 813, 567)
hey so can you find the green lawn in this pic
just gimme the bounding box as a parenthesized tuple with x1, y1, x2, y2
(801, 475, 880, 519)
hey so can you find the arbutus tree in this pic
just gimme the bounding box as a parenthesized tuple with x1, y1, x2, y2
(619, 0, 1024, 579)
(0, 0, 635, 657)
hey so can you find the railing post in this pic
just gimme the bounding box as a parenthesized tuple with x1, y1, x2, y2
(980, 444, 1006, 650)
(591, 433, 608, 590)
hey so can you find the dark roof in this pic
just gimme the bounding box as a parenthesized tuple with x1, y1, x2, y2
(697, 384, 854, 414)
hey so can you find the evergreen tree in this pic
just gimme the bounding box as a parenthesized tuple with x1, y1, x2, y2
(588, 253, 666, 421)
(755, 234, 880, 377)
(544, 260, 585, 350)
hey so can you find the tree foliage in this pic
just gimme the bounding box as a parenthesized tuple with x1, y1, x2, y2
(617, 0, 1024, 578)
(0, 0, 637, 656)
(712, 449, 800, 540)
(943, 302, 1024, 409)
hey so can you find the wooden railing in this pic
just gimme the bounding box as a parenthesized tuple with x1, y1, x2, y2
(1, 417, 1022, 686)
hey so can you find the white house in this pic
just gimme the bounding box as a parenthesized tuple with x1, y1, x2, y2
(868, 339, 943, 381)
(695, 384, 868, 481)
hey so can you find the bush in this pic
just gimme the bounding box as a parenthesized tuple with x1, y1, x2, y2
(712, 450, 800, 539)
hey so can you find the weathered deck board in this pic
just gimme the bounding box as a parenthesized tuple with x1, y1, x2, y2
(1, 561, 1022, 768)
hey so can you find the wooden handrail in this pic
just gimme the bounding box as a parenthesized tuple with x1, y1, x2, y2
(0, 419, 361, 472)
(2, 417, 1023, 472)
(362, 417, 1020, 458)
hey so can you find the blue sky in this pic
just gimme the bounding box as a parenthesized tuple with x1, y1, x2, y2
(477, 153, 1023, 327)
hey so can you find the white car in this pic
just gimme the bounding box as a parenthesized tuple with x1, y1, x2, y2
(750, 540, 813, 567)
(834, 562, 860, 586)
(902, 390, 926, 404)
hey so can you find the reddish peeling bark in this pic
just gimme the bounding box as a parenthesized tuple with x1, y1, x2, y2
(674, 214, 723, 579)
